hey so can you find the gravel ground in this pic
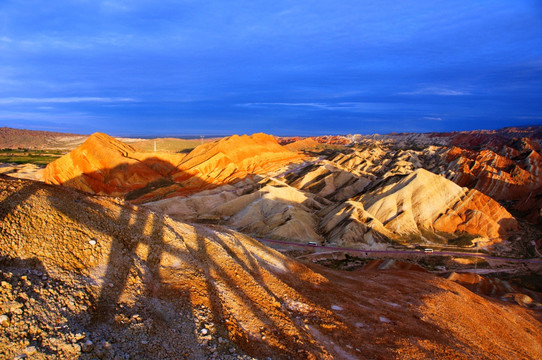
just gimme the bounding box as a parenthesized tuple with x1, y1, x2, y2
(1, 175, 542, 360)
(0, 257, 255, 360)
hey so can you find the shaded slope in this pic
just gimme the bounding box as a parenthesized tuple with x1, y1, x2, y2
(148, 180, 331, 243)
(287, 162, 371, 202)
(2, 176, 542, 359)
(285, 146, 448, 203)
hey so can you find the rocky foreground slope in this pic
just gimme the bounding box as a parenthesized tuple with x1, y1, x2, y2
(1, 175, 542, 359)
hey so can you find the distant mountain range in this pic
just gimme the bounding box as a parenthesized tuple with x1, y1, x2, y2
(3, 125, 542, 150)
(0, 127, 87, 149)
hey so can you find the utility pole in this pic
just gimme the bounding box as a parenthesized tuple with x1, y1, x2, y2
(154, 140, 157, 152)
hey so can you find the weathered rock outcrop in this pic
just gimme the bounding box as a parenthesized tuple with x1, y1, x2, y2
(445, 139, 542, 223)
(329, 146, 447, 178)
(319, 169, 518, 247)
(148, 180, 330, 243)
(447, 272, 542, 305)
(287, 163, 370, 202)
(445, 145, 541, 201)
(285, 146, 448, 202)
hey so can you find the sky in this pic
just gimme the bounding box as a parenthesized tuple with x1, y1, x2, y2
(1, 0, 542, 136)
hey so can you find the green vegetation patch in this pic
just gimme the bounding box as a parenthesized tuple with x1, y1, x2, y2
(448, 233, 478, 247)
(400, 229, 478, 248)
(314, 254, 371, 271)
(0, 149, 64, 165)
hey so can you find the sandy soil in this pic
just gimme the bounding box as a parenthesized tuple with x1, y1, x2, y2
(1, 175, 542, 359)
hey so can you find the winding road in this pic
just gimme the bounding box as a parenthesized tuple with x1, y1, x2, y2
(256, 238, 542, 264)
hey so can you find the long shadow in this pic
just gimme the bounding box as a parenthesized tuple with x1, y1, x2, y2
(2, 158, 542, 359)
(37, 158, 311, 356)
(145, 212, 165, 298)
(41, 164, 334, 357)
(39, 159, 208, 321)
(186, 231, 320, 357)
(92, 205, 147, 321)
(1, 160, 216, 358)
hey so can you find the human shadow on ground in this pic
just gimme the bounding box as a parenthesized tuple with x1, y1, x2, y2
(2, 160, 324, 358)
(1, 164, 542, 359)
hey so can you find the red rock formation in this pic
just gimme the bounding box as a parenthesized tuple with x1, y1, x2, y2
(284, 138, 322, 152)
(42, 133, 184, 196)
(276, 136, 301, 145)
(445, 138, 542, 223)
(433, 188, 519, 240)
(313, 135, 351, 145)
(173, 133, 305, 188)
(429, 126, 542, 151)
(42, 132, 304, 202)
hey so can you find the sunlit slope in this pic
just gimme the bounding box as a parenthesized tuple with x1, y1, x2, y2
(148, 181, 330, 243)
(320, 169, 518, 246)
(174, 133, 305, 184)
(41, 132, 304, 201)
(41, 132, 185, 196)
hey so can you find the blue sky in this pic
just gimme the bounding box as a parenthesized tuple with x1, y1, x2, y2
(1, 0, 541, 136)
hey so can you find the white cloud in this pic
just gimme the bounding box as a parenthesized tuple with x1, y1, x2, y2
(399, 87, 470, 96)
(514, 115, 542, 120)
(0, 111, 95, 123)
(239, 102, 327, 109)
(100, 0, 131, 12)
(423, 116, 443, 121)
(0, 97, 135, 104)
(7, 33, 139, 51)
(237, 101, 385, 111)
